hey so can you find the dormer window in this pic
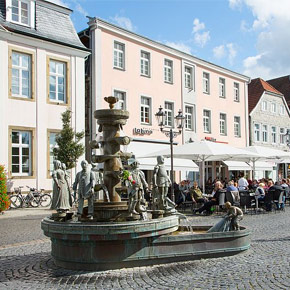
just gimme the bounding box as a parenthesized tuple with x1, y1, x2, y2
(12, 0, 29, 25)
(6, 0, 35, 28)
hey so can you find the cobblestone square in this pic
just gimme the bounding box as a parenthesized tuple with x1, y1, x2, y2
(1, 208, 290, 289)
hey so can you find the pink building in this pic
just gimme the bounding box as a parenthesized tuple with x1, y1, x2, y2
(79, 18, 250, 183)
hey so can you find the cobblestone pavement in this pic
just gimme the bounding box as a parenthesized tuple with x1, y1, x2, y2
(1, 208, 290, 289)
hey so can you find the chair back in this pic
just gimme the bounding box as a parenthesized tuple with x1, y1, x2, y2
(278, 191, 284, 204)
(231, 191, 240, 203)
(218, 192, 225, 206)
(240, 193, 251, 207)
(225, 191, 234, 204)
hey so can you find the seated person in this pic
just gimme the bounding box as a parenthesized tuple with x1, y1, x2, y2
(255, 183, 265, 201)
(190, 181, 207, 204)
(226, 180, 238, 193)
(194, 181, 223, 215)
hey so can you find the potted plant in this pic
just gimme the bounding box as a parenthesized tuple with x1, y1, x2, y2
(0, 165, 9, 213)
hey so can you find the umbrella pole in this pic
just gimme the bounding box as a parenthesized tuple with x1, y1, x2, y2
(253, 160, 256, 180)
(202, 159, 205, 194)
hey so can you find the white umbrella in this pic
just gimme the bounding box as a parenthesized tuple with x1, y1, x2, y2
(139, 140, 260, 193)
(242, 146, 290, 179)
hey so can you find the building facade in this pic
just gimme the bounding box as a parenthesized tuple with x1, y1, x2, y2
(0, 0, 89, 191)
(248, 78, 290, 179)
(79, 18, 250, 184)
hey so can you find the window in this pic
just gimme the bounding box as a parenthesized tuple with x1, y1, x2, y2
(262, 101, 268, 111)
(219, 78, 226, 98)
(219, 113, 227, 135)
(140, 51, 150, 77)
(185, 106, 193, 130)
(184, 66, 193, 89)
(49, 59, 66, 103)
(203, 72, 209, 93)
(271, 103, 277, 113)
(203, 110, 211, 133)
(48, 132, 58, 176)
(254, 123, 260, 142)
(234, 116, 241, 137)
(280, 105, 285, 115)
(114, 90, 126, 110)
(114, 41, 125, 70)
(234, 82, 239, 102)
(271, 126, 277, 143)
(164, 59, 173, 83)
(140, 97, 151, 124)
(280, 128, 286, 144)
(11, 51, 31, 99)
(164, 102, 174, 127)
(11, 130, 32, 176)
(11, 0, 29, 25)
(262, 125, 268, 142)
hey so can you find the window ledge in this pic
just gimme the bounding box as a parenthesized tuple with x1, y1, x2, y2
(9, 96, 35, 102)
(113, 67, 125, 71)
(164, 81, 173, 85)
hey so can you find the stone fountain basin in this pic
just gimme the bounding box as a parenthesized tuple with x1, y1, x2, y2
(41, 216, 250, 271)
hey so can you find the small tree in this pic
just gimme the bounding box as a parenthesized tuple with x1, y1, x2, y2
(53, 109, 85, 169)
(0, 165, 9, 212)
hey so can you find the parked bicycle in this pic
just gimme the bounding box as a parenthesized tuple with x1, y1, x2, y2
(9, 186, 52, 209)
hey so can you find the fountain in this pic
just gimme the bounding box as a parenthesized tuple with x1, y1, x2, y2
(41, 97, 250, 271)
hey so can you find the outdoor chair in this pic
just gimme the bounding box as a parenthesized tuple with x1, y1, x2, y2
(273, 190, 285, 213)
(239, 192, 255, 214)
(230, 191, 240, 207)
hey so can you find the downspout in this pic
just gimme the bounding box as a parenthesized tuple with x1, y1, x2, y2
(244, 78, 251, 147)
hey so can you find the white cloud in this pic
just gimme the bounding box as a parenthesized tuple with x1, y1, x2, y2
(229, 0, 242, 9)
(213, 45, 226, 59)
(46, 0, 67, 6)
(227, 43, 237, 65)
(213, 43, 237, 65)
(111, 15, 136, 32)
(192, 18, 210, 47)
(75, 3, 88, 17)
(229, 0, 290, 79)
(165, 41, 192, 54)
(192, 18, 205, 33)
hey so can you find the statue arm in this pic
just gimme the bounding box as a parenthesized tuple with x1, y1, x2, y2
(153, 166, 158, 187)
(72, 173, 79, 191)
(52, 171, 60, 189)
(90, 172, 96, 188)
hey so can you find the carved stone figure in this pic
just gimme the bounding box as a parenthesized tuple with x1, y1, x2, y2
(51, 160, 72, 212)
(127, 159, 148, 217)
(91, 163, 110, 201)
(224, 201, 243, 231)
(73, 160, 95, 219)
(152, 156, 175, 211)
(61, 163, 72, 206)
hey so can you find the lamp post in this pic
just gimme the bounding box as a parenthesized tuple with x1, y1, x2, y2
(155, 106, 185, 202)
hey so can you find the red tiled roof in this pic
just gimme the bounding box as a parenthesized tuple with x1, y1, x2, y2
(248, 78, 283, 113)
(268, 75, 290, 108)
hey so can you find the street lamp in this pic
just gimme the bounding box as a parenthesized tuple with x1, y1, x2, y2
(155, 106, 185, 202)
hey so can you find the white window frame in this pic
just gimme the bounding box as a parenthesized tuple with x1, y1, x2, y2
(140, 96, 151, 124)
(113, 41, 125, 70)
(280, 128, 286, 144)
(203, 72, 210, 94)
(271, 103, 277, 114)
(219, 77, 226, 98)
(185, 106, 194, 131)
(11, 130, 32, 176)
(254, 123, 261, 142)
(261, 100, 268, 111)
(49, 60, 66, 103)
(234, 82, 239, 102)
(219, 113, 227, 135)
(164, 101, 174, 127)
(203, 109, 211, 133)
(234, 116, 241, 137)
(280, 105, 285, 115)
(114, 90, 126, 110)
(184, 66, 193, 89)
(7, 0, 35, 27)
(164, 59, 173, 83)
(271, 126, 277, 144)
(262, 125, 268, 143)
(140, 50, 150, 77)
(11, 51, 31, 99)
(49, 132, 58, 175)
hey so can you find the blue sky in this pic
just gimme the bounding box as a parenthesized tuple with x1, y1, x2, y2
(49, 0, 290, 80)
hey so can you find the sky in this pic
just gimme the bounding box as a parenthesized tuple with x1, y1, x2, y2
(48, 0, 290, 81)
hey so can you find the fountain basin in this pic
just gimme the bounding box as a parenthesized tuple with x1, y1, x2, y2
(41, 216, 250, 271)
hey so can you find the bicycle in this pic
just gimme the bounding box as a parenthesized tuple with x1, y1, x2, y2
(9, 186, 52, 209)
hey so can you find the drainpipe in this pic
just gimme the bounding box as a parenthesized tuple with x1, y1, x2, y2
(244, 78, 251, 147)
